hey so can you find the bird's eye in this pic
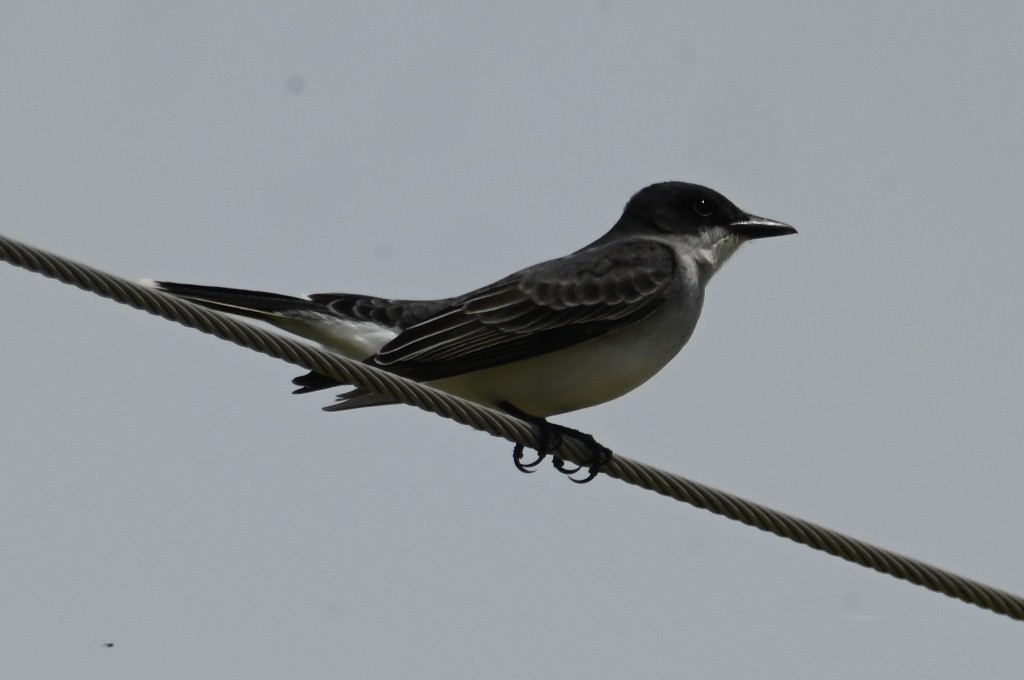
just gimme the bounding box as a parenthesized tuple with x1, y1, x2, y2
(693, 197, 715, 217)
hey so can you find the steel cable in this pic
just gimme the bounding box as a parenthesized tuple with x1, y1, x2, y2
(2, 232, 1021, 622)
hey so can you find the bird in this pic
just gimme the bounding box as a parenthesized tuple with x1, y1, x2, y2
(144, 182, 795, 481)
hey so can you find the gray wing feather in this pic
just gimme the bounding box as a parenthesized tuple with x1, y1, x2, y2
(308, 294, 456, 330)
(371, 239, 676, 381)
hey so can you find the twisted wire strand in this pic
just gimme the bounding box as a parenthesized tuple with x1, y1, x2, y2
(2, 232, 1022, 622)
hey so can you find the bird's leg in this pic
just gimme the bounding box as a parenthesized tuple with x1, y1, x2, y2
(502, 403, 561, 473)
(549, 425, 612, 484)
(509, 413, 562, 474)
(501, 404, 611, 483)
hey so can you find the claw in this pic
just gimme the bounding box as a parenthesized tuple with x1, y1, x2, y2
(552, 457, 584, 475)
(552, 453, 601, 484)
(512, 443, 545, 473)
(506, 404, 562, 476)
(501, 403, 611, 483)
(567, 465, 600, 485)
(551, 428, 612, 484)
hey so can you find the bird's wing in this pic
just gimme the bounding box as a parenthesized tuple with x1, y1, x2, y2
(371, 238, 677, 382)
(306, 294, 457, 330)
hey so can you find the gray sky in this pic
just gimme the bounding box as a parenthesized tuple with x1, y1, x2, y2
(3, 2, 1023, 678)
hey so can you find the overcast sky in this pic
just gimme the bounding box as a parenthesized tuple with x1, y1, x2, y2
(2, 2, 1023, 678)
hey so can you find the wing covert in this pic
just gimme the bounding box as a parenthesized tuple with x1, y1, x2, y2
(373, 239, 677, 381)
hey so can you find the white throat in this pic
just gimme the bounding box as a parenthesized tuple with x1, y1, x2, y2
(659, 229, 746, 284)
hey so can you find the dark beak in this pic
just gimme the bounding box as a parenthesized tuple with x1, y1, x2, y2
(728, 214, 797, 239)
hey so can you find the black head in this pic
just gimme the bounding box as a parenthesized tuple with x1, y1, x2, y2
(611, 182, 796, 239)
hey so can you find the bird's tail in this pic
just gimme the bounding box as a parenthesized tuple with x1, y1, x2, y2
(138, 280, 320, 321)
(141, 279, 401, 409)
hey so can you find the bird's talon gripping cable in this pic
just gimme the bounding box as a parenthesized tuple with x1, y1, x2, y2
(566, 465, 600, 485)
(554, 428, 612, 484)
(553, 457, 584, 475)
(552, 456, 599, 483)
(510, 418, 609, 484)
(511, 414, 564, 475)
(512, 443, 545, 473)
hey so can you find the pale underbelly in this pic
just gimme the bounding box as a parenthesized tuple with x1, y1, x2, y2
(429, 302, 700, 417)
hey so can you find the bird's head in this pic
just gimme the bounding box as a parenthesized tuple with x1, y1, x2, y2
(610, 181, 796, 277)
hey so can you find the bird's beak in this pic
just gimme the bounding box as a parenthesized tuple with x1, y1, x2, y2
(728, 214, 797, 239)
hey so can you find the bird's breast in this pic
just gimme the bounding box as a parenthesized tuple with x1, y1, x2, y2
(432, 283, 703, 417)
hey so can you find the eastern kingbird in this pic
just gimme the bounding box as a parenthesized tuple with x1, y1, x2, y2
(145, 182, 795, 479)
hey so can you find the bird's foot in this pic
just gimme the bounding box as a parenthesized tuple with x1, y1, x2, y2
(550, 425, 612, 484)
(512, 422, 561, 473)
(504, 405, 611, 484)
